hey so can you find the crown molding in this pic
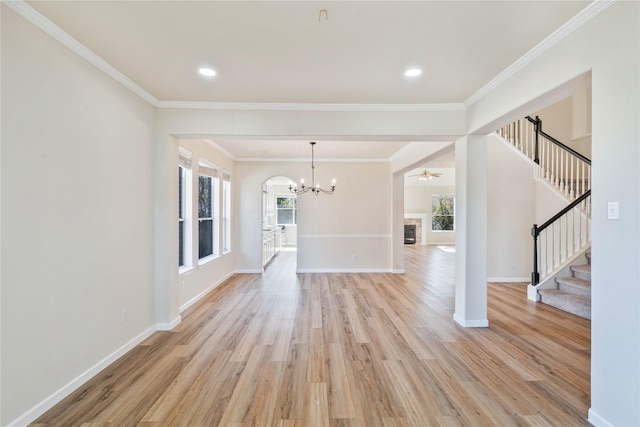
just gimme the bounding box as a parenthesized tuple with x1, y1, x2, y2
(156, 101, 464, 112)
(463, 0, 616, 108)
(3, 0, 160, 106)
(238, 157, 389, 163)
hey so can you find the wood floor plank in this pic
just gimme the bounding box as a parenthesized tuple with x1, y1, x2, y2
(302, 382, 330, 427)
(32, 246, 591, 426)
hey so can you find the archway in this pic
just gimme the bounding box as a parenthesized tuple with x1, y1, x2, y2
(262, 175, 298, 270)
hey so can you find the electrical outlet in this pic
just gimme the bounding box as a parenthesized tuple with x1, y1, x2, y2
(121, 308, 128, 323)
(181, 280, 185, 290)
(352, 253, 358, 261)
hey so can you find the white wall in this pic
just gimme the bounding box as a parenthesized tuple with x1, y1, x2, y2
(177, 140, 235, 312)
(1, 7, 157, 425)
(466, 3, 640, 425)
(534, 94, 592, 158)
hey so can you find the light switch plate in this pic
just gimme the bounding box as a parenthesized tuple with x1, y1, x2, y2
(608, 201, 619, 220)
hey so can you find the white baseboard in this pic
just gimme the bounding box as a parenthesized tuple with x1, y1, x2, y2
(453, 313, 489, 328)
(392, 269, 405, 274)
(7, 325, 157, 427)
(487, 277, 530, 282)
(234, 269, 262, 274)
(156, 316, 182, 331)
(295, 268, 392, 273)
(588, 408, 614, 427)
(179, 271, 234, 313)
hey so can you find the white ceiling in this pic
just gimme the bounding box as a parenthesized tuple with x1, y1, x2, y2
(23, 0, 591, 164)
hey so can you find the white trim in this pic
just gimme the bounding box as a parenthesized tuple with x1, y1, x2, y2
(2, 0, 159, 107)
(5, 325, 156, 427)
(157, 101, 464, 112)
(587, 409, 615, 427)
(296, 268, 392, 273)
(179, 271, 234, 313)
(179, 266, 196, 277)
(197, 254, 219, 267)
(297, 234, 391, 239)
(178, 145, 193, 159)
(464, 0, 616, 108)
(487, 277, 530, 283)
(392, 269, 406, 274)
(453, 313, 489, 328)
(156, 316, 182, 331)
(239, 157, 389, 163)
(234, 269, 263, 274)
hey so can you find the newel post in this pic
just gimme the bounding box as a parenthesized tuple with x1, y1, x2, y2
(533, 115, 541, 165)
(531, 224, 540, 286)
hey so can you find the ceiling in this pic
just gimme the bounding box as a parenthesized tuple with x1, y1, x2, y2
(23, 0, 591, 165)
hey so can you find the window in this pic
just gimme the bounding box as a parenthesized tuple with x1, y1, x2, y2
(198, 164, 219, 260)
(179, 166, 185, 266)
(222, 172, 231, 253)
(178, 150, 192, 269)
(432, 194, 455, 231)
(276, 196, 297, 225)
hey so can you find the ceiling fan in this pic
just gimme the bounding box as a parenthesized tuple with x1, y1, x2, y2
(409, 169, 442, 181)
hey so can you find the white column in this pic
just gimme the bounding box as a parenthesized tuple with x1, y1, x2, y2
(454, 134, 489, 327)
(392, 172, 405, 273)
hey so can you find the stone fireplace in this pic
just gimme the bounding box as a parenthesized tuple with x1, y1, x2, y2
(404, 217, 424, 245)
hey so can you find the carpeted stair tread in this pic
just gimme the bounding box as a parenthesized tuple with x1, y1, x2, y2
(538, 289, 591, 319)
(555, 277, 591, 299)
(570, 264, 591, 281)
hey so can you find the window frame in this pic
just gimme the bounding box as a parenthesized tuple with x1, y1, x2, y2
(431, 194, 455, 232)
(276, 195, 297, 226)
(198, 163, 220, 264)
(222, 171, 231, 254)
(178, 149, 193, 272)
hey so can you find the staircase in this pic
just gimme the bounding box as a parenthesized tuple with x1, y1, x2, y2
(497, 115, 592, 319)
(538, 252, 591, 319)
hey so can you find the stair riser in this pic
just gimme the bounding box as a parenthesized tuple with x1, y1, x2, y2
(539, 294, 591, 320)
(572, 270, 591, 281)
(557, 282, 591, 299)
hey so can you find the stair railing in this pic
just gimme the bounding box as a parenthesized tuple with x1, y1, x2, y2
(497, 116, 592, 288)
(497, 115, 591, 200)
(531, 190, 591, 285)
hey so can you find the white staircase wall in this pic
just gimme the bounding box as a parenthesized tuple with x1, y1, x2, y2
(534, 177, 573, 223)
(487, 134, 534, 281)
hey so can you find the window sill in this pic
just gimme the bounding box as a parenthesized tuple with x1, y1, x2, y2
(198, 254, 220, 267)
(179, 266, 195, 276)
(431, 230, 455, 233)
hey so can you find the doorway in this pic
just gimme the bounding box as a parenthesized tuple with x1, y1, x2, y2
(262, 175, 297, 270)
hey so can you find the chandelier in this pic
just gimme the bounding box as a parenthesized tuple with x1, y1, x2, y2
(289, 142, 336, 196)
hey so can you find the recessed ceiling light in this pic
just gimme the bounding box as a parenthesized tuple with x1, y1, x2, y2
(198, 67, 217, 77)
(404, 68, 422, 77)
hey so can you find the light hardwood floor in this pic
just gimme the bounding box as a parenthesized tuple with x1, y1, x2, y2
(33, 245, 591, 426)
